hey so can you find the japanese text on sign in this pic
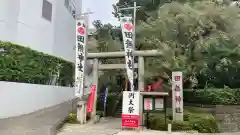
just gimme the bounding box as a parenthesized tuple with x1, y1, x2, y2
(128, 92, 135, 113)
(122, 91, 139, 115)
(174, 85, 182, 113)
(75, 19, 87, 97)
(172, 72, 183, 114)
(120, 17, 135, 91)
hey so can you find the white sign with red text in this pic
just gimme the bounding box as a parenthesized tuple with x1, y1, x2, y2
(172, 71, 183, 121)
(122, 91, 139, 128)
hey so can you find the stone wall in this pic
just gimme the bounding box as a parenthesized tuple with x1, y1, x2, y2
(215, 105, 240, 132)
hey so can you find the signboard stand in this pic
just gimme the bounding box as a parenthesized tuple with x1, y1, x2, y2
(141, 92, 168, 130)
(122, 91, 140, 129)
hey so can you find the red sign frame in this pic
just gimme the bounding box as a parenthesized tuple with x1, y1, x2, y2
(121, 114, 139, 128)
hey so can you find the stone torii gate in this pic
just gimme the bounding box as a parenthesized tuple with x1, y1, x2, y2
(86, 50, 163, 125)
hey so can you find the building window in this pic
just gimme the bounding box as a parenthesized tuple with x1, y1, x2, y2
(64, 0, 76, 18)
(42, 0, 52, 21)
(72, 10, 76, 18)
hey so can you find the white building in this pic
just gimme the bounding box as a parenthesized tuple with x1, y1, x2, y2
(0, 0, 82, 62)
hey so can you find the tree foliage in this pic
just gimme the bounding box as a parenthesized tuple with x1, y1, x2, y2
(93, 0, 240, 89)
(92, 20, 126, 90)
(112, 0, 207, 22)
(138, 1, 240, 88)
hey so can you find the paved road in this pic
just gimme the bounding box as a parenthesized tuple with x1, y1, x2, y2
(116, 130, 240, 135)
(1, 98, 240, 135)
(58, 118, 197, 135)
(0, 99, 77, 135)
(58, 118, 122, 135)
(58, 118, 240, 135)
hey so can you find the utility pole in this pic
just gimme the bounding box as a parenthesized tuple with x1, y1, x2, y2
(118, 2, 141, 91)
(75, 9, 94, 124)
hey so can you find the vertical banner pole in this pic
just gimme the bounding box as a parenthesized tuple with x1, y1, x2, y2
(119, 2, 141, 129)
(75, 15, 88, 124)
(75, 9, 92, 124)
(119, 2, 140, 92)
(131, 2, 137, 92)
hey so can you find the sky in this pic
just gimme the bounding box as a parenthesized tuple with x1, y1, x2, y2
(82, 0, 120, 28)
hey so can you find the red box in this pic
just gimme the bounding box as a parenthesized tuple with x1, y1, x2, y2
(174, 76, 181, 81)
(121, 114, 139, 128)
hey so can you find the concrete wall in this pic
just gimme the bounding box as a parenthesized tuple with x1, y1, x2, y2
(215, 105, 240, 132)
(0, 81, 75, 119)
(0, 0, 81, 62)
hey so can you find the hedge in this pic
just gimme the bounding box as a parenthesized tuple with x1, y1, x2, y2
(147, 112, 219, 133)
(184, 88, 240, 105)
(0, 41, 74, 86)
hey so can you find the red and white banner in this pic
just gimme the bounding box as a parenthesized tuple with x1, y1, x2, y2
(122, 91, 140, 128)
(75, 18, 88, 97)
(120, 16, 135, 91)
(87, 84, 97, 112)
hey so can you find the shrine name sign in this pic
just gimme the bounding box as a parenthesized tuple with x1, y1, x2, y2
(122, 91, 140, 128)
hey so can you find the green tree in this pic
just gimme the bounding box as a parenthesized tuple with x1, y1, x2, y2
(112, 0, 206, 22)
(91, 20, 126, 91)
(93, 0, 240, 89)
(137, 1, 240, 88)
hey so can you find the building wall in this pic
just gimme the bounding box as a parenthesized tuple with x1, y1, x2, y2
(0, 0, 81, 62)
(0, 0, 81, 118)
(0, 81, 75, 119)
(52, 0, 79, 62)
(0, 0, 20, 43)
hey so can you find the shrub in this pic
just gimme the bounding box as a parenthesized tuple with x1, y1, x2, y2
(64, 112, 79, 124)
(147, 112, 219, 133)
(171, 121, 192, 131)
(188, 114, 219, 133)
(184, 89, 240, 105)
(0, 41, 74, 86)
(96, 111, 104, 117)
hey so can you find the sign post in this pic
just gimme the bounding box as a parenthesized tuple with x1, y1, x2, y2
(122, 91, 140, 129)
(119, 2, 141, 128)
(172, 71, 183, 121)
(75, 15, 88, 124)
(75, 9, 94, 124)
